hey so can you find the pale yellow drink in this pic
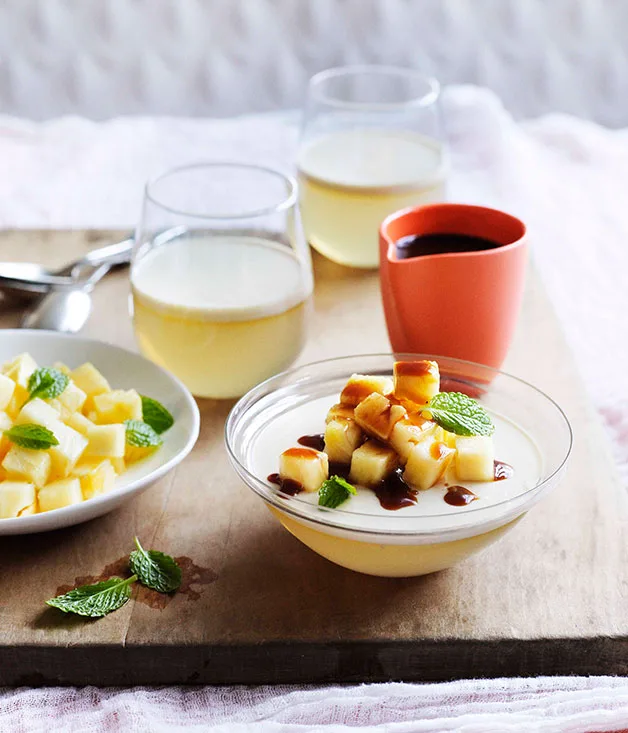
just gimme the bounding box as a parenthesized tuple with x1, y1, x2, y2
(131, 234, 311, 398)
(297, 129, 446, 268)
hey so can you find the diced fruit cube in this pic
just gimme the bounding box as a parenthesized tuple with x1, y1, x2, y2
(109, 456, 126, 474)
(0, 373, 15, 410)
(2, 353, 38, 388)
(15, 398, 60, 428)
(349, 440, 398, 487)
(56, 382, 87, 414)
(52, 361, 71, 376)
(389, 417, 438, 464)
(393, 360, 440, 406)
(5, 386, 28, 420)
(70, 363, 110, 397)
(403, 437, 455, 491)
(279, 447, 329, 493)
(354, 393, 406, 442)
(38, 478, 83, 512)
(72, 459, 117, 500)
(340, 374, 394, 407)
(64, 411, 93, 436)
(325, 402, 355, 424)
(46, 398, 69, 418)
(93, 389, 142, 424)
(125, 443, 159, 464)
(0, 481, 36, 518)
(455, 435, 495, 482)
(324, 418, 363, 464)
(0, 411, 13, 461)
(2, 446, 51, 488)
(49, 421, 89, 478)
(85, 424, 126, 458)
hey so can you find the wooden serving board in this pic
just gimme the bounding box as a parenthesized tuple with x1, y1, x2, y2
(0, 230, 627, 686)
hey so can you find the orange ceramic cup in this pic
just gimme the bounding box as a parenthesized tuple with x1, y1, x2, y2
(379, 203, 527, 369)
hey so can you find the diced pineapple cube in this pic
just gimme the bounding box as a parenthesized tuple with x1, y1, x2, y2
(70, 363, 110, 397)
(64, 411, 94, 436)
(2, 446, 51, 488)
(125, 443, 159, 464)
(393, 360, 440, 407)
(110, 456, 126, 474)
(340, 374, 394, 407)
(52, 361, 71, 376)
(56, 382, 87, 414)
(354, 392, 406, 442)
(455, 435, 495, 482)
(0, 411, 13, 462)
(324, 418, 363, 464)
(46, 398, 69, 418)
(389, 417, 438, 464)
(349, 440, 398, 487)
(279, 447, 329, 492)
(0, 373, 15, 411)
(38, 478, 83, 512)
(325, 402, 355, 424)
(85, 424, 126, 458)
(48, 421, 89, 478)
(2, 353, 38, 388)
(5, 386, 28, 420)
(72, 459, 117, 500)
(92, 389, 142, 424)
(0, 481, 36, 518)
(15, 397, 60, 428)
(403, 437, 455, 491)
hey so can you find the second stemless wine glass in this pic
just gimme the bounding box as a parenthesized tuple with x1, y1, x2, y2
(131, 162, 313, 399)
(297, 65, 447, 269)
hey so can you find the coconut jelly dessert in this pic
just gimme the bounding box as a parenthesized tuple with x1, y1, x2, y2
(254, 360, 543, 577)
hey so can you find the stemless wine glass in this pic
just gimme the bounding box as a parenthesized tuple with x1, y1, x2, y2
(131, 162, 313, 399)
(297, 65, 447, 269)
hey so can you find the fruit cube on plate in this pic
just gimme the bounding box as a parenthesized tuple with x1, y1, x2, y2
(0, 480, 36, 518)
(38, 478, 83, 512)
(85, 424, 126, 459)
(349, 440, 398, 487)
(389, 416, 438, 464)
(0, 373, 15, 411)
(340, 374, 394, 407)
(324, 418, 362, 464)
(56, 382, 87, 414)
(2, 446, 51, 488)
(15, 398, 60, 429)
(354, 392, 406, 442)
(70, 363, 111, 398)
(325, 402, 355, 424)
(93, 389, 142, 424)
(279, 447, 329, 492)
(2, 353, 38, 388)
(455, 435, 495, 482)
(64, 411, 93, 436)
(73, 459, 117, 500)
(403, 437, 455, 491)
(393, 360, 440, 407)
(48, 422, 88, 478)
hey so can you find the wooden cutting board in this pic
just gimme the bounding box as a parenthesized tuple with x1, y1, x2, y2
(0, 230, 626, 686)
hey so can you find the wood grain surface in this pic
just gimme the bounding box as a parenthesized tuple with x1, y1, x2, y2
(0, 230, 626, 685)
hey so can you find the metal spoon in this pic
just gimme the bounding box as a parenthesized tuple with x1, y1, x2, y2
(21, 263, 112, 332)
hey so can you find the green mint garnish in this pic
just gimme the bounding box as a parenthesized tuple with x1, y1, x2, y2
(124, 419, 163, 448)
(4, 423, 59, 450)
(423, 392, 495, 436)
(140, 396, 174, 435)
(46, 575, 137, 617)
(26, 367, 69, 404)
(318, 475, 357, 509)
(129, 536, 182, 593)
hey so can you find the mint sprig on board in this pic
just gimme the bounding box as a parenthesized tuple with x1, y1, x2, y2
(46, 576, 137, 617)
(140, 396, 174, 435)
(124, 419, 163, 448)
(318, 475, 357, 509)
(129, 536, 182, 593)
(4, 423, 59, 450)
(423, 392, 495, 437)
(26, 367, 69, 404)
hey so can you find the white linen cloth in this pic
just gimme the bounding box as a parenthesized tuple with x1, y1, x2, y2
(1, 86, 628, 730)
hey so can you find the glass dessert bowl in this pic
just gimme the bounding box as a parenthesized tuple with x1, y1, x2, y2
(225, 354, 572, 577)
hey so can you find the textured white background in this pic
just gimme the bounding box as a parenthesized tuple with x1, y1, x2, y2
(1, 85, 628, 729)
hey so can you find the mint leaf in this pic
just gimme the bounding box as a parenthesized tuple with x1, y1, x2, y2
(46, 575, 137, 617)
(140, 396, 174, 434)
(424, 392, 495, 436)
(129, 536, 182, 593)
(4, 423, 59, 450)
(318, 475, 357, 509)
(124, 420, 163, 448)
(27, 367, 69, 403)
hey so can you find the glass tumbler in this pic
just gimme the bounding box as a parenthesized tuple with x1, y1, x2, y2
(131, 162, 313, 399)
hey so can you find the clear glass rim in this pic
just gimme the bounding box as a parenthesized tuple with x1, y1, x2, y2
(224, 352, 574, 538)
(144, 161, 298, 220)
(308, 64, 441, 111)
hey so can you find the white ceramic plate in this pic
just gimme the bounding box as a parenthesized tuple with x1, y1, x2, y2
(0, 330, 200, 535)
